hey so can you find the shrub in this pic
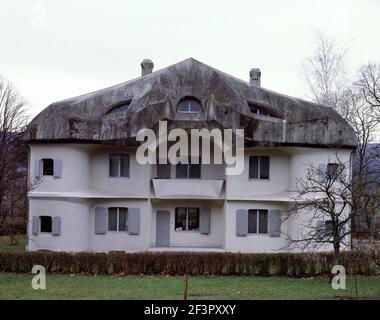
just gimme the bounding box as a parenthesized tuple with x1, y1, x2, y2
(0, 251, 378, 277)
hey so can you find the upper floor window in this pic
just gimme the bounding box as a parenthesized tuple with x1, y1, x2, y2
(326, 163, 341, 180)
(40, 216, 52, 233)
(175, 207, 200, 231)
(249, 156, 270, 180)
(176, 157, 201, 179)
(177, 97, 202, 113)
(248, 209, 268, 234)
(106, 101, 131, 115)
(42, 158, 54, 176)
(109, 154, 130, 178)
(108, 207, 128, 232)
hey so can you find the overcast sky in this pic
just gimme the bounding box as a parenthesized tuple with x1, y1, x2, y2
(1, 0, 379, 118)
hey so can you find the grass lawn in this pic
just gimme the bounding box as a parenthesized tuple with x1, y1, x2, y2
(0, 235, 26, 253)
(0, 273, 379, 300)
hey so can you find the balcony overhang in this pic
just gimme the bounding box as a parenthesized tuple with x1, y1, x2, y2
(152, 179, 224, 199)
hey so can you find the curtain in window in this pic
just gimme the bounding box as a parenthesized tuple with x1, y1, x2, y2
(260, 156, 270, 179)
(249, 156, 259, 179)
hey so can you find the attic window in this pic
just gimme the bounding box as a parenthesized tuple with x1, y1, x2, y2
(107, 101, 131, 114)
(178, 97, 202, 113)
(248, 102, 275, 118)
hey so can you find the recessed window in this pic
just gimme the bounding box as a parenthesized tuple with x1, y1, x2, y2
(42, 159, 54, 176)
(248, 102, 276, 117)
(249, 156, 270, 180)
(107, 101, 131, 114)
(248, 209, 268, 234)
(108, 208, 128, 232)
(178, 97, 202, 113)
(176, 157, 201, 179)
(175, 207, 200, 231)
(40, 216, 52, 233)
(109, 154, 130, 177)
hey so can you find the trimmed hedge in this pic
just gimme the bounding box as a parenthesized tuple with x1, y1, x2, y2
(0, 251, 378, 277)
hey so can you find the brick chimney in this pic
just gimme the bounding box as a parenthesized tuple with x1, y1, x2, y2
(141, 59, 154, 76)
(249, 68, 261, 86)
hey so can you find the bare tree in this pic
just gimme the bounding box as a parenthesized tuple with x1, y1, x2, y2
(303, 31, 348, 110)
(286, 158, 353, 267)
(0, 76, 29, 244)
(303, 31, 380, 245)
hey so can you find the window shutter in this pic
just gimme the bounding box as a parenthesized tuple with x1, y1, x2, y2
(95, 207, 107, 234)
(128, 207, 140, 235)
(318, 164, 327, 183)
(53, 159, 62, 178)
(33, 160, 41, 178)
(199, 207, 210, 234)
(52, 216, 61, 236)
(269, 209, 281, 237)
(32, 216, 39, 235)
(236, 209, 248, 236)
(316, 220, 325, 240)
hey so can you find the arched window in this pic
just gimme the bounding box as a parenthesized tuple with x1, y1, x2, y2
(107, 101, 131, 114)
(177, 97, 202, 113)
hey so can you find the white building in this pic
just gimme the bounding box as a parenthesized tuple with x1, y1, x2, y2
(24, 58, 357, 252)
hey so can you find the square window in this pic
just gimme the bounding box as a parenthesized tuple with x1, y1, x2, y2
(175, 207, 200, 231)
(109, 154, 129, 178)
(108, 207, 128, 232)
(249, 156, 270, 180)
(40, 216, 52, 233)
(247, 209, 268, 234)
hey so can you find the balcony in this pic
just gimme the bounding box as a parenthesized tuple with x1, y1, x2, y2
(152, 179, 224, 199)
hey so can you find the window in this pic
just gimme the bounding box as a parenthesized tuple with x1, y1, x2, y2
(175, 207, 200, 231)
(248, 210, 268, 234)
(248, 102, 276, 117)
(176, 157, 201, 179)
(249, 156, 270, 180)
(178, 97, 202, 113)
(327, 163, 340, 180)
(106, 101, 131, 114)
(108, 207, 128, 232)
(40, 216, 52, 233)
(42, 159, 54, 176)
(109, 154, 130, 177)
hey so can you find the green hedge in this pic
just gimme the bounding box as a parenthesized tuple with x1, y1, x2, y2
(0, 251, 378, 277)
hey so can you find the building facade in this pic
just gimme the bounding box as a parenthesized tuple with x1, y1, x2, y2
(24, 58, 357, 252)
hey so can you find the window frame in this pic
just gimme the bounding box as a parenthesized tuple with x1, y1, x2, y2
(249, 155, 270, 180)
(248, 209, 269, 235)
(108, 207, 128, 232)
(41, 158, 54, 176)
(175, 156, 201, 179)
(109, 154, 130, 178)
(326, 163, 341, 180)
(174, 207, 200, 232)
(39, 216, 52, 234)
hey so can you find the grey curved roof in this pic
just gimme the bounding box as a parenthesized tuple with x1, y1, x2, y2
(24, 58, 357, 148)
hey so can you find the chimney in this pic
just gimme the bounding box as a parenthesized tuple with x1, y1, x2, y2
(141, 59, 154, 76)
(249, 68, 261, 86)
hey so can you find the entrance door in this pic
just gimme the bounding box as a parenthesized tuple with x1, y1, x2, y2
(156, 210, 170, 247)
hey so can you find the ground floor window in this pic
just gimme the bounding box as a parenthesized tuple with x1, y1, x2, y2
(108, 207, 128, 231)
(248, 209, 268, 234)
(40, 216, 52, 233)
(175, 207, 200, 231)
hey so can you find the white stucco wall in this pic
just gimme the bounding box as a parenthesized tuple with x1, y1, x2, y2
(28, 198, 90, 252)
